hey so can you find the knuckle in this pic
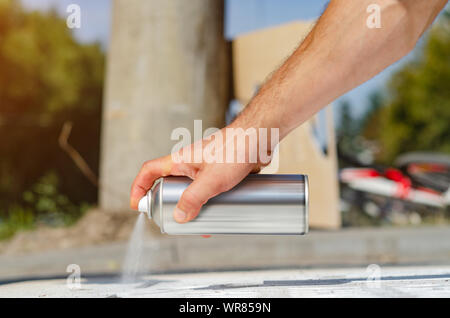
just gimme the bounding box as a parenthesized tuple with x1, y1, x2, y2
(142, 160, 152, 170)
(169, 161, 181, 173)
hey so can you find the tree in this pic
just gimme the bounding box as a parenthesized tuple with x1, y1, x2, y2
(337, 99, 367, 162)
(0, 0, 104, 218)
(365, 11, 450, 163)
(337, 99, 356, 140)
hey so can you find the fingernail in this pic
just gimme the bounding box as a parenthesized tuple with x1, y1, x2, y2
(174, 207, 187, 222)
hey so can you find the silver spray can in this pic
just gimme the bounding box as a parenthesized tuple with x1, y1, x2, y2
(137, 174, 309, 235)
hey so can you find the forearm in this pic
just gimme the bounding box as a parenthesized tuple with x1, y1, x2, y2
(235, 0, 447, 139)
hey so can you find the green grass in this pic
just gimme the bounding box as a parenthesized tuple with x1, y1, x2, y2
(0, 205, 35, 240)
(0, 203, 91, 241)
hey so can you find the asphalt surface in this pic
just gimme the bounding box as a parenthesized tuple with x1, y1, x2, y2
(2, 225, 450, 282)
(1, 266, 449, 297)
(1, 225, 450, 297)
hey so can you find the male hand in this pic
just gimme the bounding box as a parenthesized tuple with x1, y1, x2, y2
(130, 124, 271, 223)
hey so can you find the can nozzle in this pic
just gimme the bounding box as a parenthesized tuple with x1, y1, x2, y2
(138, 196, 148, 212)
(137, 191, 151, 219)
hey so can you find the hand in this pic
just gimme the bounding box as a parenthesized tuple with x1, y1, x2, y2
(130, 123, 273, 224)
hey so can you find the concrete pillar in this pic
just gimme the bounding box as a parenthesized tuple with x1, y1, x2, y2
(100, 0, 230, 210)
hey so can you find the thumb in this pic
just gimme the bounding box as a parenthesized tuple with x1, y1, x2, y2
(174, 175, 225, 223)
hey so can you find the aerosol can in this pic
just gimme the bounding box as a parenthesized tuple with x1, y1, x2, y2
(137, 174, 309, 235)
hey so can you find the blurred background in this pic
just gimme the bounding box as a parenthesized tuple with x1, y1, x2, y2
(0, 0, 449, 280)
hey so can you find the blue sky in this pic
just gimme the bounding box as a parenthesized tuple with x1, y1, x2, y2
(21, 0, 438, 124)
(21, 0, 111, 46)
(225, 0, 328, 39)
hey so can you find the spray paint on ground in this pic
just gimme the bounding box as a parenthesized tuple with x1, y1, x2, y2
(121, 212, 147, 283)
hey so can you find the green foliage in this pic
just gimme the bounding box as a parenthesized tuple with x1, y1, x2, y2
(22, 171, 90, 225)
(360, 91, 384, 140)
(337, 99, 359, 155)
(0, 0, 104, 234)
(337, 100, 357, 139)
(365, 13, 450, 163)
(337, 98, 378, 164)
(0, 171, 89, 240)
(0, 204, 34, 240)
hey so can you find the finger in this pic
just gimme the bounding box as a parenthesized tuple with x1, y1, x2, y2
(173, 173, 227, 223)
(130, 155, 173, 209)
